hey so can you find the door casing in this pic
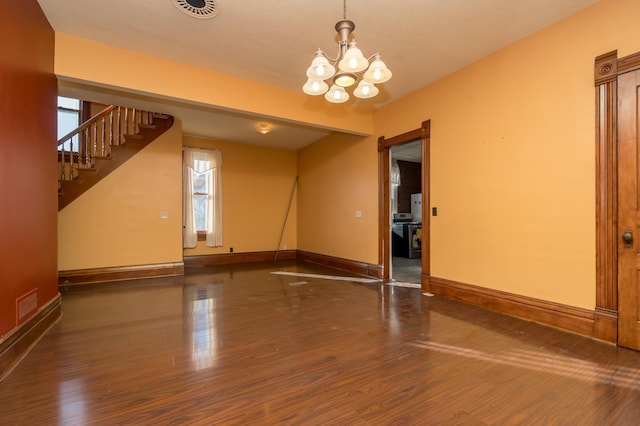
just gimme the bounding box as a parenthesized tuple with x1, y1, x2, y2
(378, 120, 431, 291)
(595, 49, 640, 347)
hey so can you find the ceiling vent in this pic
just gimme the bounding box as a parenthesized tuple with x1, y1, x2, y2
(172, 0, 219, 19)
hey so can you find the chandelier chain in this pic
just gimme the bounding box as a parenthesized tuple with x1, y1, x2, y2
(343, 0, 347, 20)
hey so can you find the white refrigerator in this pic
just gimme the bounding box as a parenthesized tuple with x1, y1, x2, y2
(411, 193, 422, 223)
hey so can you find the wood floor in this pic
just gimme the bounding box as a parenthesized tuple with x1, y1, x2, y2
(2, 261, 640, 425)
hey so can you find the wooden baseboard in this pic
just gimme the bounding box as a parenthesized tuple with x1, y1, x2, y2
(429, 277, 596, 338)
(59, 262, 184, 286)
(184, 250, 297, 268)
(594, 307, 618, 343)
(297, 250, 383, 279)
(0, 294, 61, 381)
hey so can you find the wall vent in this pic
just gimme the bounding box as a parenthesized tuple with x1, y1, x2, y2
(172, 0, 219, 19)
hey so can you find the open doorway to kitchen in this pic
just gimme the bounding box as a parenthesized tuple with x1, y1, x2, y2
(390, 140, 423, 283)
(378, 121, 430, 292)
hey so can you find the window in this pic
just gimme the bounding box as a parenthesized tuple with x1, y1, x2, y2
(192, 165, 209, 233)
(57, 97, 80, 151)
(183, 148, 223, 248)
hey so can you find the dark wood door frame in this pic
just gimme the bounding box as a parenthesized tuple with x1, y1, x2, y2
(378, 120, 431, 291)
(594, 50, 640, 344)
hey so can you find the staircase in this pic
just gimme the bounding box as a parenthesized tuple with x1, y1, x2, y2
(57, 105, 174, 211)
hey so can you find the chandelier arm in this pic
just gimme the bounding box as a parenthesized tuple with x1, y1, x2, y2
(320, 45, 342, 65)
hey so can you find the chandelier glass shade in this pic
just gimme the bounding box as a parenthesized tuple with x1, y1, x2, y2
(302, 3, 392, 104)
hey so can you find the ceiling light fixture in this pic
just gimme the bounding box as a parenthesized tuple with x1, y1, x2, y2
(303, 0, 392, 104)
(256, 123, 273, 135)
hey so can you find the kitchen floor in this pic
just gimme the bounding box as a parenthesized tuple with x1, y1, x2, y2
(392, 256, 421, 283)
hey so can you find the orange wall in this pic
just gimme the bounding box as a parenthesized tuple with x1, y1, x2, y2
(297, 132, 379, 263)
(50, 0, 640, 312)
(58, 121, 183, 270)
(298, 0, 640, 310)
(183, 136, 297, 256)
(0, 1, 58, 337)
(376, 0, 639, 309)
(58, 128, 297, 268)
(53, 33, 373, 138)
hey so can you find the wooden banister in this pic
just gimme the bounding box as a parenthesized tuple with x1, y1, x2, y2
(57, 105, 155, 183)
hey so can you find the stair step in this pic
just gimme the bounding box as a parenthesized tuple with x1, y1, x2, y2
(58, 113, 174, 211)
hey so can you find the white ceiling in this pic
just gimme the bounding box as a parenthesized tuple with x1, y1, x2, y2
(39, 0, 597, 150)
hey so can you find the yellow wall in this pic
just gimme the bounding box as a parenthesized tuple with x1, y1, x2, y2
(378, 0, 640, 309)
(58, 121, 183, 270)
(55, 0, 640, 311)
(54, 33, 373, 137)
(297, 132, 379, 263)
(183, 136, 297, 256)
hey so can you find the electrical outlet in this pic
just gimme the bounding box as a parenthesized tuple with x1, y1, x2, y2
(229, 247, 234, 253)
(355, 210, 362, 218)
(160, 210, 169, 219)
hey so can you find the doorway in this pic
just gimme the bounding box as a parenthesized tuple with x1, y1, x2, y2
(378, 121, 430, 291)
(595, 50, 640, 350)
(616, 66, 640, 350)
(390, 140, 423, 283)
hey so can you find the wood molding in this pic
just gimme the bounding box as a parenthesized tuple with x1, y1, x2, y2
(592, 48, 640, 343)
(380, 128, 422, 149)
(0, 294, 61, 381)
(59, 262, 184, 286)
(429, 277, 596, 338)
(592, 49, 640, 345)
(594, 50, 617, 85)
(617, 50, 640, 75)
(594, 50, 619, 342)
(594, 307, 618, 343)
(297, 250, 383, 279)
(184, 250, 296, 267)
(378, 136, 390, 279)
(378, 120, 431, 285)
(420, 120, 431, 292)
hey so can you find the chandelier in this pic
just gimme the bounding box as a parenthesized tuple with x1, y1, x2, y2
(302, 0, 392, 104)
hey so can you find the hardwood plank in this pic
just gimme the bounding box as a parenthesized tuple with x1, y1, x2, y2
(1, 261, 639, 424)
(58, 262, 184, 286)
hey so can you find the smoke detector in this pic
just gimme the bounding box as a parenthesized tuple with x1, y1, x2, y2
(172, 0, 219, 19)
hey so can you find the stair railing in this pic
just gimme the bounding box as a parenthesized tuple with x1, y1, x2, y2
(57, 105, 154, 182)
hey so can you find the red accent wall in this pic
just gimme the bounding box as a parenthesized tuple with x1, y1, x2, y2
(397, 160, 422, 214)
(0, 1, 58, 337)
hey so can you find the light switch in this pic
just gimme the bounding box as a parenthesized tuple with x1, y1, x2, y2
(355, 210, 362, 218)
(160, 211, 169, 219)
